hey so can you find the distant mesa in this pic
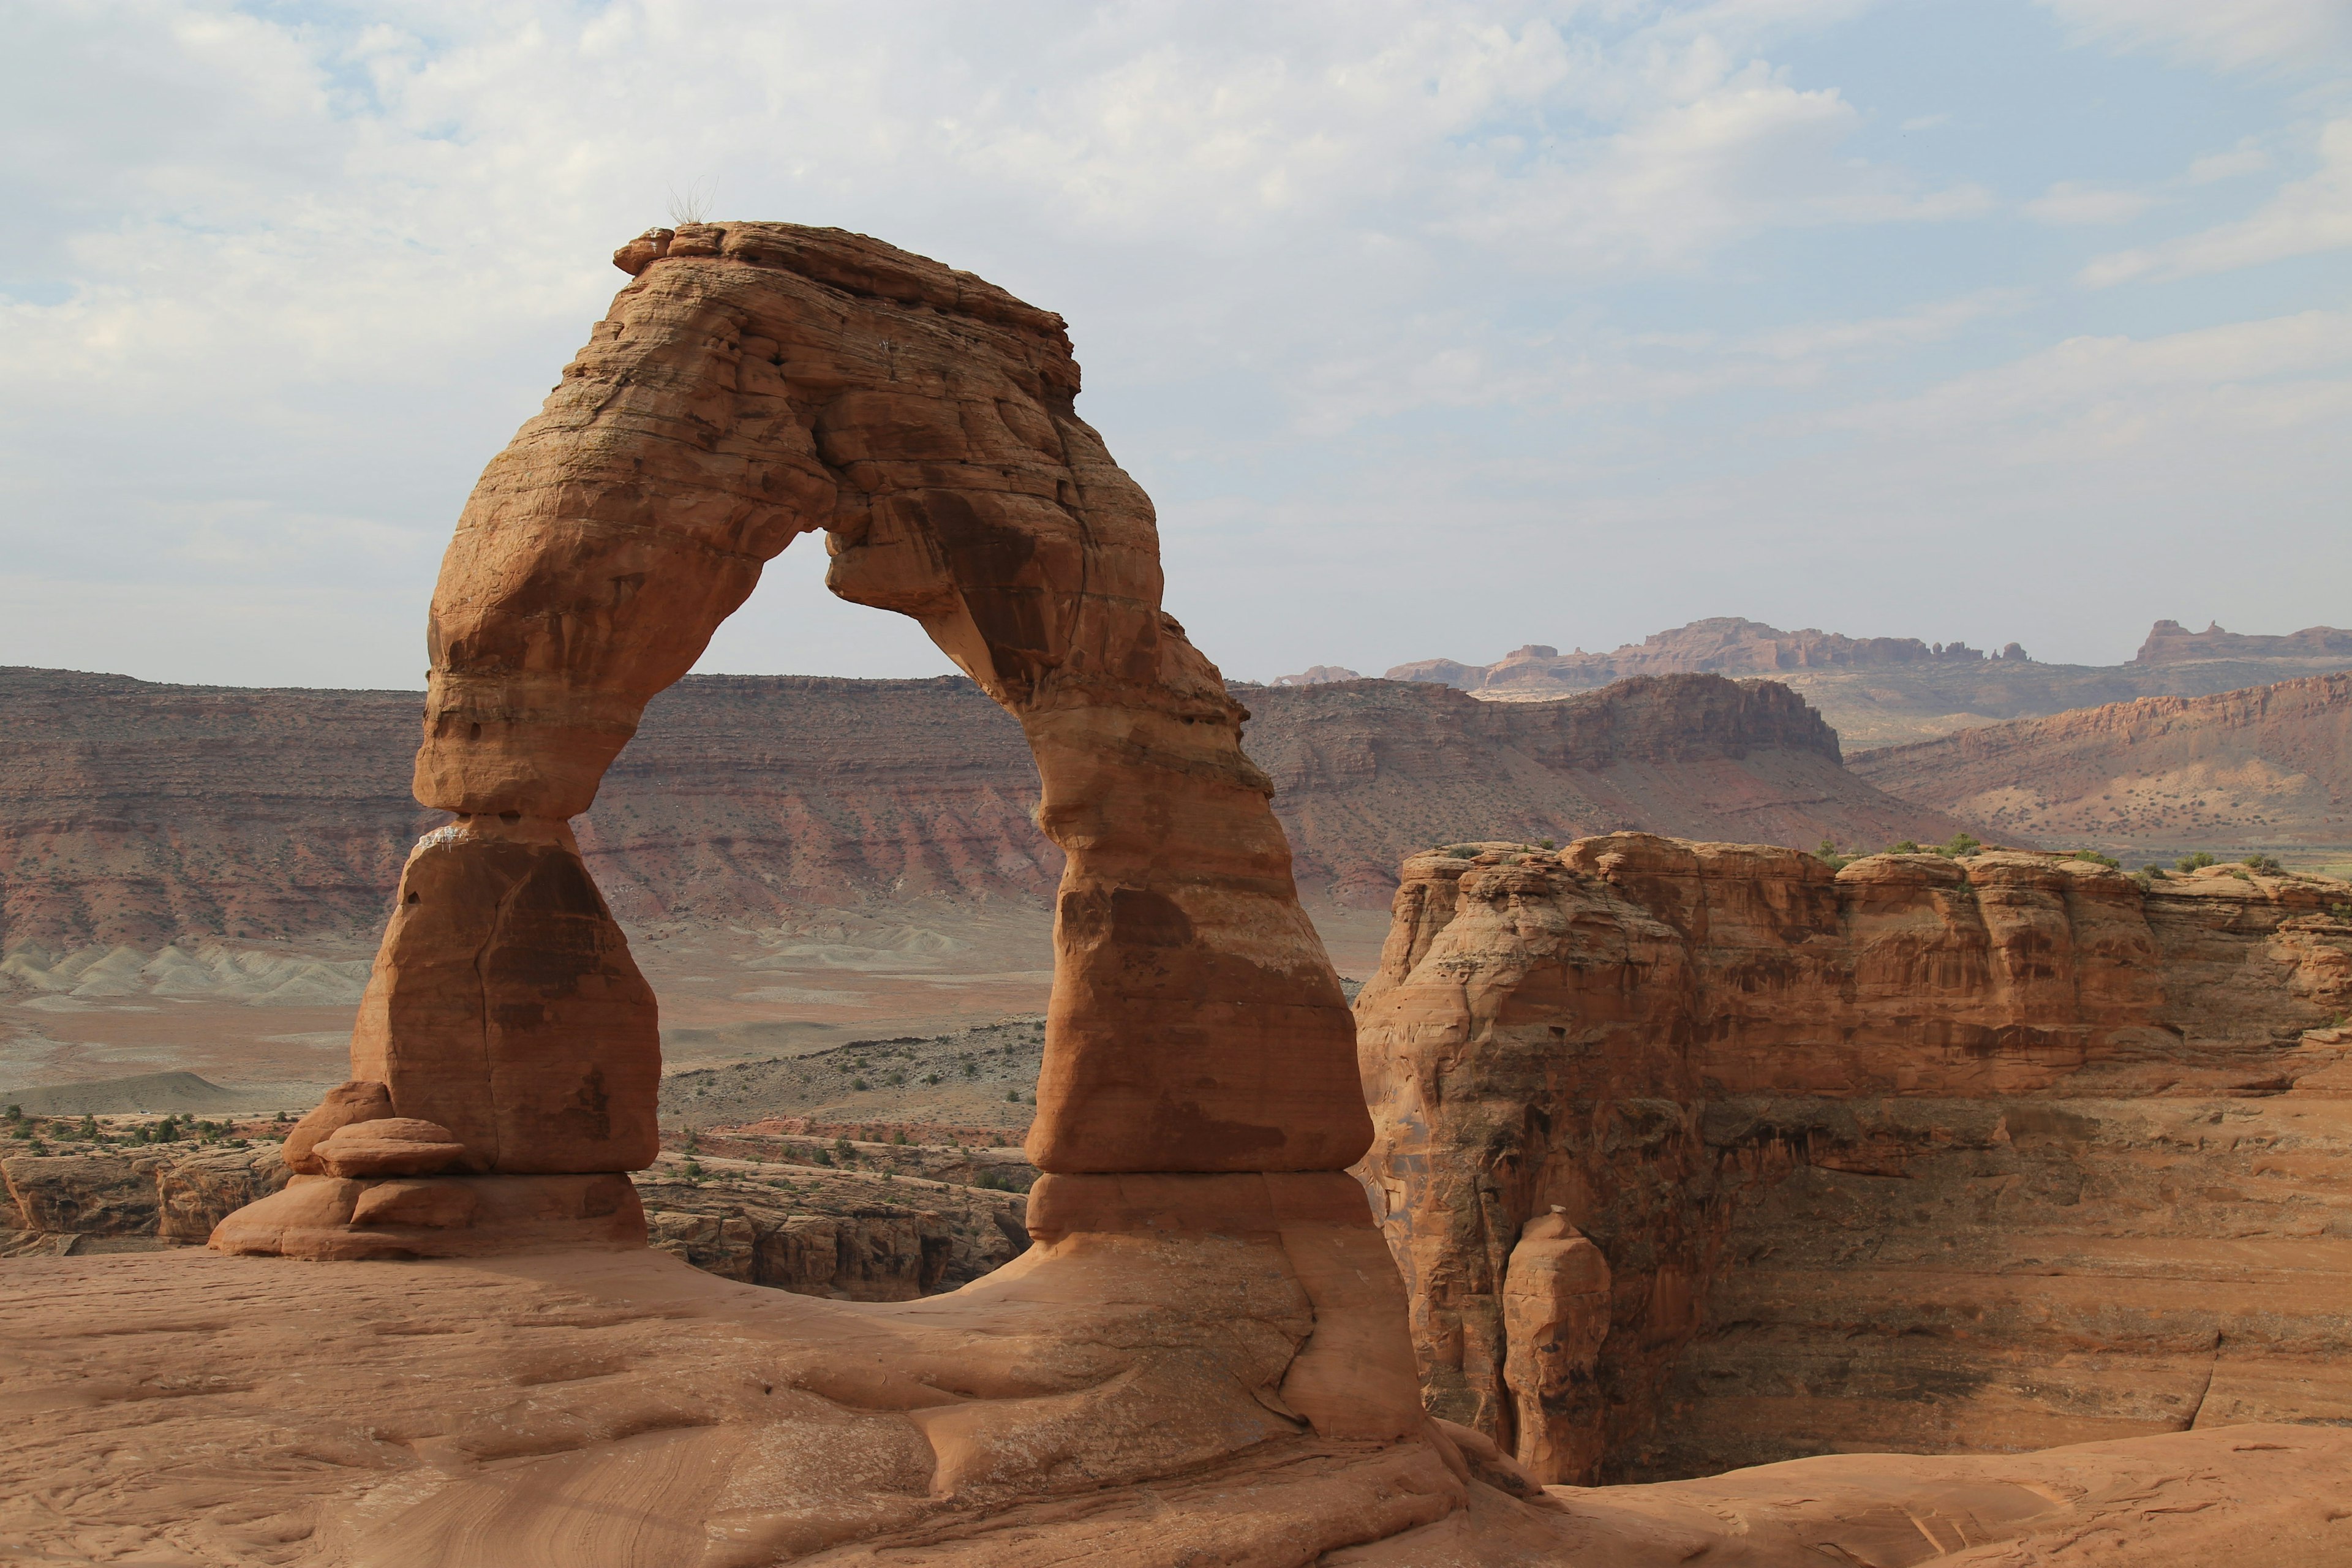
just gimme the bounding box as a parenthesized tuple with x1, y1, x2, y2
(1374, 616, 2352, 751)
(0, 666, 1961, 952)
(1270, 665, 1364, 685)
(2135, 618, 2352, 664)
(1382, 617, 2031, 692)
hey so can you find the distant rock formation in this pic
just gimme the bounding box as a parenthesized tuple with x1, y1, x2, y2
(1377, 616, 2352, 750)
(2136, 619, 2352, 663)
(1271, 664, 1363, 685)
(1242, 674, 1970, 905)
(0, 667, 1963, 951)
(1852, 671, 2352, 863)
(1385, 618, 2023, 693)
(1356, 834, 2352, 1485)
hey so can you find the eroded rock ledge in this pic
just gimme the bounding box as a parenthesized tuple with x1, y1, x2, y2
(1357, 834, 2352, 1483)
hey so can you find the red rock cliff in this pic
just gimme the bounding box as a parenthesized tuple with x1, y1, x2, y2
(1355, 835, 2352, 1482)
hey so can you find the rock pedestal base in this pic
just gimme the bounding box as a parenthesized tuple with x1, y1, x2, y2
(208, 1172, 644, 1261)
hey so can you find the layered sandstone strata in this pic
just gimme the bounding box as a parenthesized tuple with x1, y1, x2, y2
(1851, 671, 2352, 862)
(0, 663, 1963, 955)
(1356, 835, 2352, 1482)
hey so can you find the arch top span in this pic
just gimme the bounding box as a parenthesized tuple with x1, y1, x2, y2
(384, 221, 1371, 1178)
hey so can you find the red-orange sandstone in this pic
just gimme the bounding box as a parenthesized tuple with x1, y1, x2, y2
(1357, 834, 2352, 1485)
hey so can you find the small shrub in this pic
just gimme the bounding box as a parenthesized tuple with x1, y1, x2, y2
(1812, 837, 1853, 871)
(1888, 840, 1921, 855)
(962, 1061, 978, 1078)
(892, 1129, 908, 1145)
(813, 1147, 834, 1166)
(680, 1159, 704, 1183)
(851, 1077, 870, 1091)
(1942, 832, 1982, 857)
(2243, 854, 2284, 875)
(2177, 851, 2217, 872)
(1539, 839, 1557, 850)
(2070, 850, 2121, 869)
(2142, 863, 2168, 879)
(1006, 1088, 1020, 1102)
(974, 1169, 1009, 1191)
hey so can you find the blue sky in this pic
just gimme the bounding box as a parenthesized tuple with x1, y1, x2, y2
(2, 0, 2346, 688)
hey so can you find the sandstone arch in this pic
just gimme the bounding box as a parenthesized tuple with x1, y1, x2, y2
(221, 221, 1371, 1250)
(200, 230, 1446, 1552)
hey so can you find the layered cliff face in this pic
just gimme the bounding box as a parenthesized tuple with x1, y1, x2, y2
(1355, 835, 2352, 1483)
(0, 665, 1960, 954)
(1241, 674, 1968, 906)
(1851, 672, 2352, 867)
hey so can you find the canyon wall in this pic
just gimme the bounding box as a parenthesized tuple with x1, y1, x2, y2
(1851, 671, 2352, 866)
(0, 666, 1961, 949)
(1355, 834, 2352, 1482)
(1240, 674, 1968, 905)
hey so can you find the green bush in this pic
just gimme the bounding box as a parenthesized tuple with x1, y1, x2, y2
(2177, 851, 2217, 872)
(2243, 854, 2285, 875)
(1888, 840, 1921, 855)
(1942, 833, 1982, 857)
(2070, 850, 2121, 869)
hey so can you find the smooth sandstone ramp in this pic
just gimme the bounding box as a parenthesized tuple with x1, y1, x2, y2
(7, 1249, 2347, 1567)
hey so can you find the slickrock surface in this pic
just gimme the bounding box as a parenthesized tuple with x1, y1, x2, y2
(1384, 616, 2352, 750)
(1357, 834, 2352, 1483)
(1852, 671, 2352, 867)
(5, 1248, 2347, 1567)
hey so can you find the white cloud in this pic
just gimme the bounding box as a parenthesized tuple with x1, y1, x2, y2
(0, 0, 2341, 687)
(2038, 0, 2352, 73)
(2025, 180, 2160, 225)
(2084, 118, 2352, 283)
(2186, 143, 2272, 184)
